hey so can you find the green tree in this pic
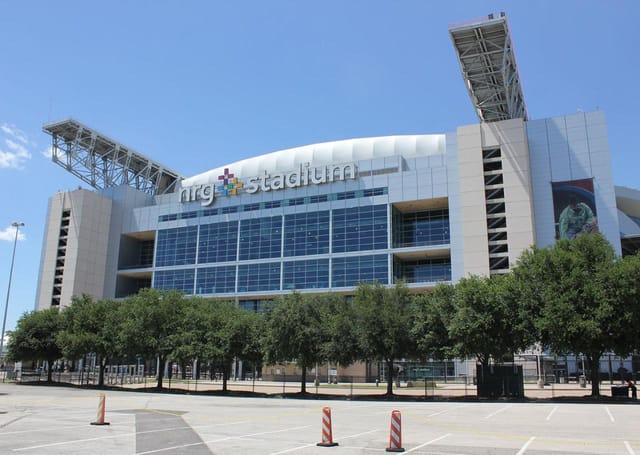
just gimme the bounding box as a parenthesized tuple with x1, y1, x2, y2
(119, 288, 186, 389)
(412, 283, 456, 360)
(607, 253, 640, 354)
(212, 301, 264, 392)
(262, 292, 326, 394)
(319, 293, 360, 368)
(7, 307, 65, 382)
(353, 282, 416, 396)
(57, 295, 122, 386)
(447, 274, 531, 367)
(513, 233, 622, 396)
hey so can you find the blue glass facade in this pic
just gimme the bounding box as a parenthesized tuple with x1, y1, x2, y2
(198, 221, 238, 263)
(152, 193, 450, 295)
(284, 211, 330, 256)
(283, 259, 329, 290)
(196, 266, 236, 294)
(238, 262, 281, 292)
(332, 254, 388, 287)
(239, 216, 282, 260)
(154, 268, 195, 293)
(332, 205, 387, 253)
(155, 226, 198, 267)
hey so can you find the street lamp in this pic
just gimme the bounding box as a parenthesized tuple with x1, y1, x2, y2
(0, 222, 24, 365)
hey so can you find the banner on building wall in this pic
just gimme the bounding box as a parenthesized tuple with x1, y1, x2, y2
(551, 178, 598, 240)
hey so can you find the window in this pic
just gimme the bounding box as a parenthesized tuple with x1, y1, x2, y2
(239, 216, 282, 260)
(237, 262, 281, 292)
(154, 269, 195, 293)
(332, 254, 388, 287)
(332, 204, 387, 253)
(155, 226, 198, 266)
(283, 211, 330, 257)
(196, 266, 236, 294)
(283, 259, 329, 289)
(393, 257, 451, 283)
(392, 208, 450, 248)
(198, 221, 238, 263)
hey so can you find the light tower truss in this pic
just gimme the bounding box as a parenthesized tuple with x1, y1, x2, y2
(449, 13, 528, 123)
(43, 119, 184, 196)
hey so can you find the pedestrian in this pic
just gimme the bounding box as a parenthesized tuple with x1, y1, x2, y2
(627, 379, 637, 400)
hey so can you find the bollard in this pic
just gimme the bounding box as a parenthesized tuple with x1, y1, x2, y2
(90, 393, 110, 426)
(316, 406, 338, 447)
(386, 410, 404, 452)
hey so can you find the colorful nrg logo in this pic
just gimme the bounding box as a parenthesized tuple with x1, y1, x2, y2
(217, 168, 243, 196)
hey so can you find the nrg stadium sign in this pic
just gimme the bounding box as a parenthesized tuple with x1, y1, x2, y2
(180, 162, 357, 206)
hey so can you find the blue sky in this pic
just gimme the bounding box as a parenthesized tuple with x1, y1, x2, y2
(1, 1, 639, 333)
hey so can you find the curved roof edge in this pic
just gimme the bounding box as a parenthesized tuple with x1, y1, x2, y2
(183, 134, 446, 186)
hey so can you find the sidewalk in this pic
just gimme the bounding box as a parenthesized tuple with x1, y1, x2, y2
(106, 378, 640, 401)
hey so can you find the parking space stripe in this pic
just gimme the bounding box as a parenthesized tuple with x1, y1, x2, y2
(516, 436, 536, 454)
(545, 405, 558, 421)
(137, 425, 312, 455)
(484, 404, 512, 419)
(405, 433, 451, 453)
(625, 441, 636, 455)
(605, 406, 615, 423)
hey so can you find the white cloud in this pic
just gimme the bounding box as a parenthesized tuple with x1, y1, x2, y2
(0, 124, 28, 144)
(0, 225, 26, 242)
(0, 123, 34, 169)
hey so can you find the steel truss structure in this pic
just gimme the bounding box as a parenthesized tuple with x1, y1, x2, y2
(449, 13, 528, 123)
(43, 119, 184, 196)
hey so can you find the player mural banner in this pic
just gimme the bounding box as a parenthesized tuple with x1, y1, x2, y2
(551, 178, 598, 240)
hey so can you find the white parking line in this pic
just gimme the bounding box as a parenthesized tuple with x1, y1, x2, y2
(545, 405, 558, 421)
(484, 404, 512, 419)
(516, 436, 536, 454)
(427, 404, 472, 417)
(405, 433, 451, 453)
(605, 406, 615, 423)
(137, 425, 312, 454)
(625, 441, 636, 455)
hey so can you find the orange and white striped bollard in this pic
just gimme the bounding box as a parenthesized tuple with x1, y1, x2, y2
(386, 409, 404, 452)
(316, 406, 338, 447)
(90, 393, 110, 426)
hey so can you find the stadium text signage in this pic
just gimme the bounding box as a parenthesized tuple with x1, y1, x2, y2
(180, 162, 357, 206)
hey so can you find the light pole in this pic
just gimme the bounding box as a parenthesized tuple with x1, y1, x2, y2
(0, 222, 24, 365)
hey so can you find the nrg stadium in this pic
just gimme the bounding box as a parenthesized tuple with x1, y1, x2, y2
(35, 14, 640, 380)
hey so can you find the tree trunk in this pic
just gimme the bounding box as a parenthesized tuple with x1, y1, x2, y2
(222, 363, 229, 392)
(386, 359, 394, 396)
(98, 357, 106, 387)
(588, 353, 601, 397)
(157, 356, 165, 389)
(46, 360, 53, 382)
(301, 365, 307, 394)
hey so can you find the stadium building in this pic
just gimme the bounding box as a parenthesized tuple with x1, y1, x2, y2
(34, 14, 640, 378)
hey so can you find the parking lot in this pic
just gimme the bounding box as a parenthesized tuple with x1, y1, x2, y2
(1, 382, 639, 454)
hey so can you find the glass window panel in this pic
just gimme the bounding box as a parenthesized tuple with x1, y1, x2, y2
(198, 221, 238, 264)
(332, 205, 387, 253)
(237, 262, 281, 292)
(155, 226, 198, 267)
(332, 254, 388, 287)
(196, 266, 236, 294)
(154, 268, 195, 293)
(239, 216, 282, 260)
(283, 259, 329, 290)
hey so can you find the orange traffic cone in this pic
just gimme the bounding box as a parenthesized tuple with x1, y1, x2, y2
(386, 410, 404, 452)
(90, 393, 110, 426)
(316, 406, 338, 447)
